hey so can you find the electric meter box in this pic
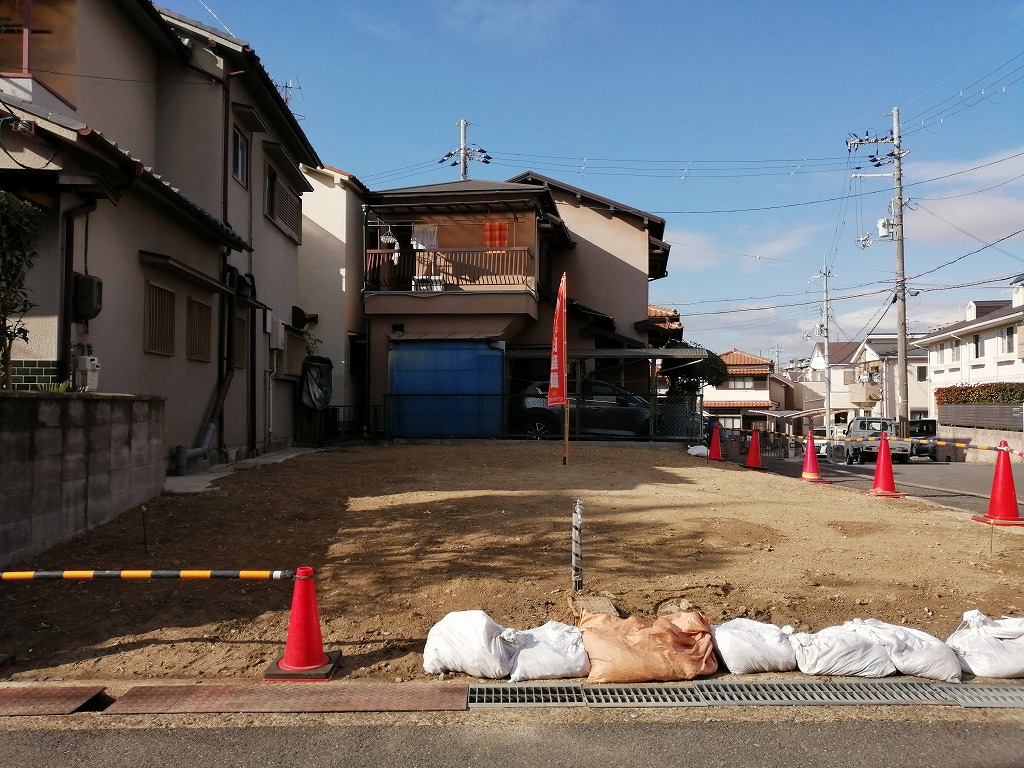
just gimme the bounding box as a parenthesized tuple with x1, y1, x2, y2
(73, 273, 103, 321)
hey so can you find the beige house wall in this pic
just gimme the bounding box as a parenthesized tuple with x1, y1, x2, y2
(517, 188, 650, 349)
(75, 0, 160, 164)
(298, 166, 368, 411)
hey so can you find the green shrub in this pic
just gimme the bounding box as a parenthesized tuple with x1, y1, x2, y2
(935, 382, 1024, 404)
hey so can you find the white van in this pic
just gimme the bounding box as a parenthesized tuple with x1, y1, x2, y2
(844, 417, 912, 465)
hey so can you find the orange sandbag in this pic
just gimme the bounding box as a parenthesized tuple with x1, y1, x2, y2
(579, 609, 718, 683)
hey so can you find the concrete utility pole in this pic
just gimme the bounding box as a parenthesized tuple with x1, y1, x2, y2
(438, 119, 492, 180)
(891, 107, 909, 436)
(821, 257, 833, 446)
(846, 108, 910, 436)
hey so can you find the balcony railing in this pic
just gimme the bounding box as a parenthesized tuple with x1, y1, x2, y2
(364, 247, 535, 292)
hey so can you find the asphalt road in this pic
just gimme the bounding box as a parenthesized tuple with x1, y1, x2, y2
(748, 452, 1016, 519)
(3, 720, 1024, 768)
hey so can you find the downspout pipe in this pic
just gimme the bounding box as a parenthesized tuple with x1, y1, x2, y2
(174, 248, 237, 476)
(60, 199, 97, 382)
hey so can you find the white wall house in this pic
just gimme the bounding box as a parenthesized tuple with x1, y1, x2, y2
(915, 277, 1024, 415)
(846, 333, 930, 420)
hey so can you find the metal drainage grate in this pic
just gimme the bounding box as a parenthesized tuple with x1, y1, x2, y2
(468, 684, 586, 707)
(695, 681, 852, 706)
(937, 685, 1024, 708)
(826, 680, 952, 706)
(583, 685, 707, 708)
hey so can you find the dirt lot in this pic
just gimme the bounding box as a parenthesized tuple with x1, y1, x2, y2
(1, 441, 1022, 686)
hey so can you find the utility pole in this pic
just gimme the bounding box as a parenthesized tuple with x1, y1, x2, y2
(438, 119, 492, 180)
(846, 107, 909, 436)
(821, 257, 833, 448)
(891, 107, 909, 436)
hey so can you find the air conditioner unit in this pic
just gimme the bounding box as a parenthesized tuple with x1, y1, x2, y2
(855, 373, 868, 383)
(412, 275, 444, 292)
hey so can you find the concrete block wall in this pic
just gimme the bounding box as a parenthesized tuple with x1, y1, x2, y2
(0, 392, 165, 567)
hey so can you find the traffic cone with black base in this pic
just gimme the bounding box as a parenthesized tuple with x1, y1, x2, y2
(745, 428, 764, 470)
(801, 431, 831, 484)
(973, 441, 1024, 526)
(265, 566, 342, 680)
(708, 423, 725, 462)
(868, 432, 905, 498)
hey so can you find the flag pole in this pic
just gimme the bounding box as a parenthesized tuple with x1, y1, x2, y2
(548, 273, 569, 465)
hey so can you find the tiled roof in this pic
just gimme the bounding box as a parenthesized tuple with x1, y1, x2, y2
(720, 348, 773, 366)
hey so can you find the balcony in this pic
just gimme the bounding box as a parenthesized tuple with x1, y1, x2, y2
(364, 247, 535, 293)
(848, 382, 882, 407)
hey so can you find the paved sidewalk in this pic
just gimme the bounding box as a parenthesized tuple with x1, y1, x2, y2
(162, 447, 323, 495)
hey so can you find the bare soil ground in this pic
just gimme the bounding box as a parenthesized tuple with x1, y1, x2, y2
(2, 441, 1022, 687)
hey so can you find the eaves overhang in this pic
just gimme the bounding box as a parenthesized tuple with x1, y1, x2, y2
(0, 98, 249, 251)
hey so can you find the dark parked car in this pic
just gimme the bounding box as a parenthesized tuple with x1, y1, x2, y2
(908, 418, 938, 461)
(511, 380, 653, 438)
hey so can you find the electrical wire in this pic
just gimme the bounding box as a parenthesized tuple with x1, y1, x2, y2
(912, 203, 1024, 263)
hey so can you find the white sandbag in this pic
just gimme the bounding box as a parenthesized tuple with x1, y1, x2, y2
(687, 445, 710, 457)
(789, 626, 897, 678)
(509, 621, 591, 682)
(423, 610, 524, 678)
(711, 618, 797, 674)
(842, 618, 961, 683)
(946, 609, 1024, 679)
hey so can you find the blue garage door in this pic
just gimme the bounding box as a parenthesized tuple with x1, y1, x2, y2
(388, 340, 504, 437)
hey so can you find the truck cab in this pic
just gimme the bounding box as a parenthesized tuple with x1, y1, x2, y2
(844, 417, 912, 465)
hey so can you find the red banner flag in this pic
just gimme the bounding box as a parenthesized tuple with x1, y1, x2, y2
(548, 273, 568, 407)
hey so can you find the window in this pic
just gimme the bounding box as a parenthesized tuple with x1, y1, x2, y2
(186, 298, 212, 362)
(265, 164, 302, 242)
(144, 282, 175, 356)
(972, 334, 983, 360)
(951, 341, 961, 363)
(1000, 326, 1015, 355)
(722, 376, 755, 389)
(936, 342, 945, 364)
(231, 128, 248, 186)
(916, 365, 928, 382)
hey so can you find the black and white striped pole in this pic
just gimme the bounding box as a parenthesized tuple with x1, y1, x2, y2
(571, 498, 583, 592)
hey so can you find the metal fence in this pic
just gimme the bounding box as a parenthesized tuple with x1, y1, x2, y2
(938, 403, 1024, 431)
(371, 392, 703, 441)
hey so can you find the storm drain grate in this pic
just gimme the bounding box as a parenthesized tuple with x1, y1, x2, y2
(937, 685, 1024, 708)
(468, 684, 586, 707)
(466, 681, 1024, 709)
(826, 680, 953, 706)
(583, 685, 707, 707)
(694, 681, 852, 706)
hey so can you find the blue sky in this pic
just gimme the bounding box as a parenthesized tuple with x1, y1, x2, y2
(160, 0, 1024, 366)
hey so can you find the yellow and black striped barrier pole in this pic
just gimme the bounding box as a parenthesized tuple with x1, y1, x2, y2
(1, 569, 294, 581)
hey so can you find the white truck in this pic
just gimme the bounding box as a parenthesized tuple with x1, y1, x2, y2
(843, 417, 912, 465)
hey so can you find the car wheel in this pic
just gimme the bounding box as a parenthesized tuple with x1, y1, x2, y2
(857, 451, 866, 465)
(521, 415, 560, 439)
(846, 450, 854, 465)
(895, 455, 910, 464)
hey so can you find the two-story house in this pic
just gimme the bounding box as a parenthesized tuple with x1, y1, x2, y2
(0, 1, 320, 472)
(341, 172, 694, 438)
(847, 333, 930, 420)
(915, 275, 1024, 412)
(702, 349, 794, 435)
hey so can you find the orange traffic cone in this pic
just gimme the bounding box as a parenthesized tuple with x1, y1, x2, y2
(265, 566, 342, 680)
(708, 422, 725, 462)
(745, 427, 764, 470)
(973, 441, 1024, 526)
(801, 431, 831, 484)
(868, 432, 905, 497)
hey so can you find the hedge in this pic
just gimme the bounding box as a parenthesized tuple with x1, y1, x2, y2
(935, 382, 1024, 405)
